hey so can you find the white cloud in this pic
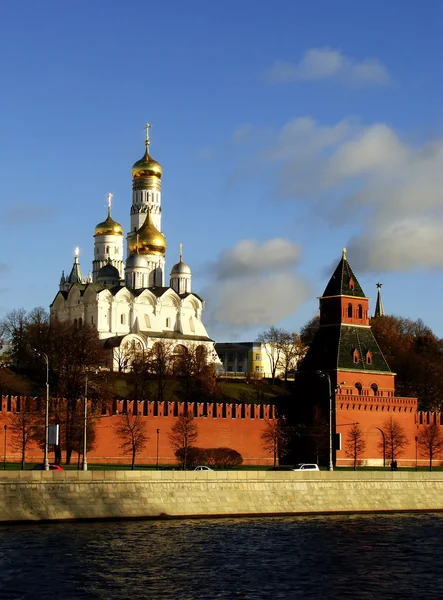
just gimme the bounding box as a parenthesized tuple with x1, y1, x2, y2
(202, 239, 311, 336)
(225, 118, 443, 273)
(265, 47, 390, 86)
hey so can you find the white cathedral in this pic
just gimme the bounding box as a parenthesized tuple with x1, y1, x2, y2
(50, 125, 217, 368)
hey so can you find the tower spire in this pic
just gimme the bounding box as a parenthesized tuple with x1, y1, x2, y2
(179, 243, 183, 262)
(374, 282, 385, 318)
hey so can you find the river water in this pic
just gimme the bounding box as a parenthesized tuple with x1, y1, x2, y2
(0, 513, 442, 599)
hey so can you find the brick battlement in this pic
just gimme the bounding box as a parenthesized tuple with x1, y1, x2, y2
(0, 395, 276, 421)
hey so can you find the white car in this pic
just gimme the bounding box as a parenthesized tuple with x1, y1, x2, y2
(194, 466, 214, 471)
(292, 463, 320, 471)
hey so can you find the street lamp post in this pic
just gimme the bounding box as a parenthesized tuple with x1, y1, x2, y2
(375, 427, 386, 468)
(3, 424, 7, 470)
(156, 428, 160, 470)
(317, 371, 333, 471)
(33, 349, 50, 471)
(415, 435, 418, 471)
(83, 375, 88, 471)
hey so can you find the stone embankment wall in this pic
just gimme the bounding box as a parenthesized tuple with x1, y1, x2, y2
(0, 471, 442, 523)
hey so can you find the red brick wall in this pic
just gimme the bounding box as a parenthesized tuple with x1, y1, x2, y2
(0, 396, 275, 466)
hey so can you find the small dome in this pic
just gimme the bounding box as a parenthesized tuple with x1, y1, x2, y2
(170, 260, 191, 276)
(129, 211, 166, 256)
(132, 147, 162, 179)
(97, 262, 120, 282)
(126, 253, 148, 269)
(95, 213, 123, 237)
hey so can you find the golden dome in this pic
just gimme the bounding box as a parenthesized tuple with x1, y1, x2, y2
(132, 146, 162, 179)
(129, 210, 166, 256)
(95, 211, 123, 236)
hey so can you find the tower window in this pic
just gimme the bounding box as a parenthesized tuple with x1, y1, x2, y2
(347, 303, 353, 318)
(349, 277, 355, 290)
(120, 314, 125, 325)
(106, 246, 110, 254)
(166, 318, 171, 328)
(358, 304, 363, 319)
(353, 349, 359, 363)
(115, 247, 119, 254)
(366, 351, 372, 364)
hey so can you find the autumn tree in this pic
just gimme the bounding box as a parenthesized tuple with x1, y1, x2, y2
(8, 403, 42, 470)
(116, 414, 149, 469)
(381, 415, 408, 463)
(261, 418, 289, 467)
(371, 315, 443, 411)
(299, 315, 320, 348)
(345, 423, 366, 470)
(417, 424, 443, 471)
(173, 344, 217, 401)
(277, 332, 306, 381)
(147, 341, 174, 401)
(168, 414, 198, 469)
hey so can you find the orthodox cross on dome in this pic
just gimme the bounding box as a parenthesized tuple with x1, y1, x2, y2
(179, 243, 183, 262)
(74, 246, 79, 262)
(376, 282, 382, 289)
(107, 192, 113, 213)
(342, 247, 347, 260)
(144, 123, 151, 147)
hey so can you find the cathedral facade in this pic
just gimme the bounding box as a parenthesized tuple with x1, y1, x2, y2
(50, 126, 217, 367)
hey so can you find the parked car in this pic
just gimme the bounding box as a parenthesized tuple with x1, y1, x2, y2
(32, 463, 64, 471)
(194, 466, 214, 471)
(292, 463, 320, 471)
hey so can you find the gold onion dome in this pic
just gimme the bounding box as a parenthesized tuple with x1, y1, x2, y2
(94, 211, 123, 237)
(129, 210, 166, 256)
(132, 145, 162, 179)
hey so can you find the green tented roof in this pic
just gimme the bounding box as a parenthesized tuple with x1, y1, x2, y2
(299, 324, 391, 373)
(322, 256, 366, 298)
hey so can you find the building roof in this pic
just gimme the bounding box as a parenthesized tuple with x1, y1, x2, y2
(299, 324, 392, 373)
(322, 254, 366, 298)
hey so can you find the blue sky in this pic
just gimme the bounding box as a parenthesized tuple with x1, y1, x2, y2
(0, 1, 442, 340)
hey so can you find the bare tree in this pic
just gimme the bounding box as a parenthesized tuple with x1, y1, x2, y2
(261, 418, 289, 467)
(381, 415, 409, 463)
(116, 414, 149, 470)
(418, 424, 443, 471)
(345, 423, 366, 470)
(8, 406, 42, 470)
(168, 414, 198, 469)
(256, 326, 285, 384)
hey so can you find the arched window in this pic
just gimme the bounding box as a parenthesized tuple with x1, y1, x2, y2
(78, 317, 82, 328)
(358, 304, 363, 319)
(355, 382, 363, 395)
(189, 317, 195, 333)
(366, 351, 373, 365)
(371, 383, 378, 396)
(353, 349, 359, 363)
(347, 303, 353, 318)
(120, 314, 125, 325)
(74, 318, 78, 329)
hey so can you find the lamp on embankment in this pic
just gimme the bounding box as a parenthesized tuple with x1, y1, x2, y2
(3, 424, 7, 470)
(316, 371, 333, 471)
(33, 349, 50, 471)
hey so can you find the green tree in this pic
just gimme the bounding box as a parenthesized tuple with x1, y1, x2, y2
(277, 332, 306, 381)
(345, 423, 366, 470)
(417, 424, 443, 471)
(299, 315, 320, 348)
